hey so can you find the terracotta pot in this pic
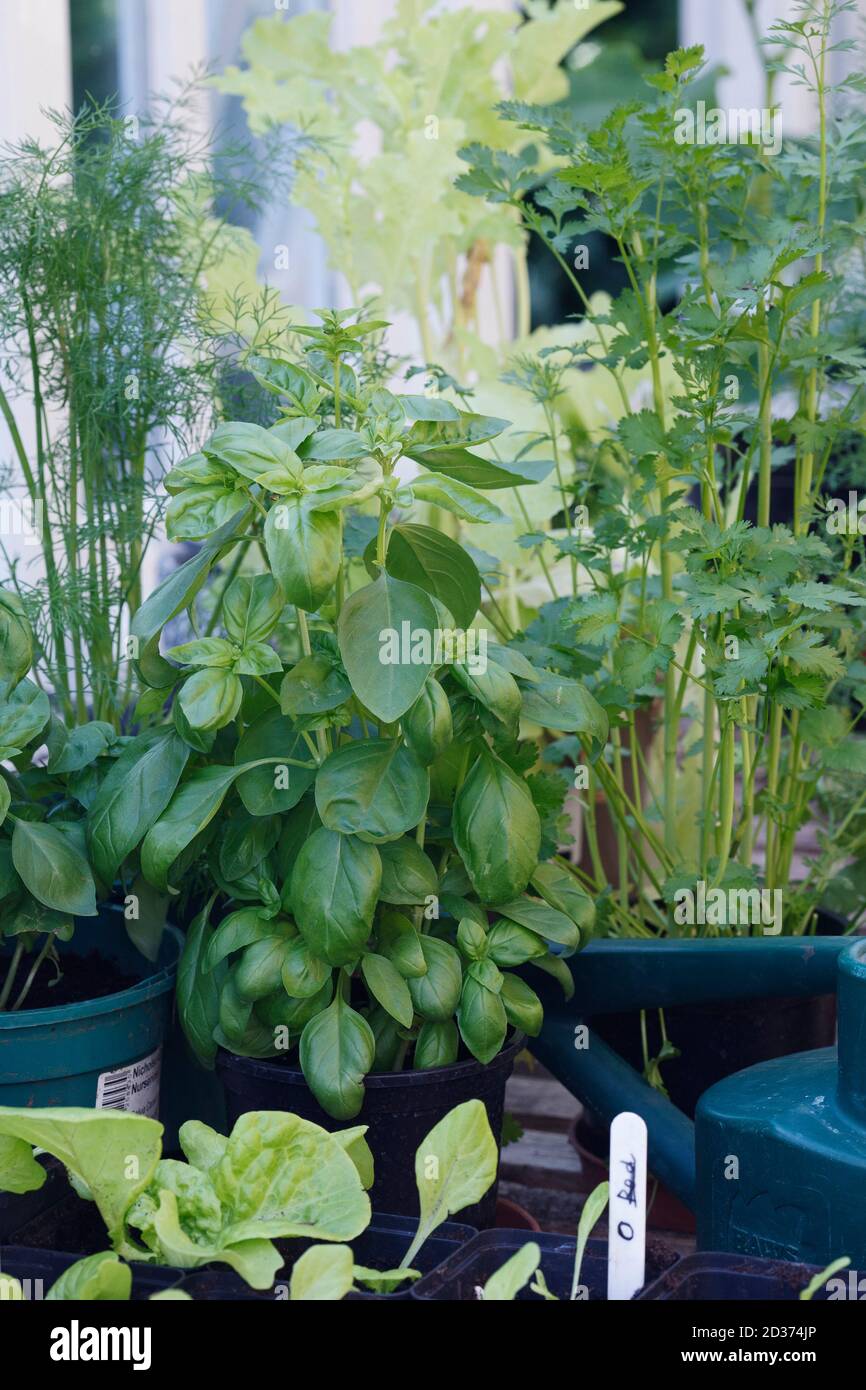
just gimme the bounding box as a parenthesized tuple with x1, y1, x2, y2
(563, 700, 661, 881)
(495, 1196, 540, 1232)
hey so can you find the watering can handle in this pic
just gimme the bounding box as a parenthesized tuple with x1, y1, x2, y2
(529, 935, 852, 1210)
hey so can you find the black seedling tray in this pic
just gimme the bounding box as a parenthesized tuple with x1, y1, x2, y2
(637, 1252, 862, 1301)
(0, 1246, 187, 1300)
(412, 1229, 679, 1301)
(0, 1208, 476, 1302)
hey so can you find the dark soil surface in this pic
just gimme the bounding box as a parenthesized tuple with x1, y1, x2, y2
(8, 1191, 107, 1254)
(1, 950, 140, 1011)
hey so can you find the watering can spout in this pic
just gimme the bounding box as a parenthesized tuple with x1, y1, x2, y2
(836, 940, 866, 1127)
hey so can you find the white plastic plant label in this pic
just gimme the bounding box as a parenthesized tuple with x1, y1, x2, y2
(607, 1110, 648, 1301)
(95, 1045, 162, 1117)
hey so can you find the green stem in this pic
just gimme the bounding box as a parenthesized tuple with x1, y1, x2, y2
(0, 942, 25, 1011)
(11, 934, 56, 1012)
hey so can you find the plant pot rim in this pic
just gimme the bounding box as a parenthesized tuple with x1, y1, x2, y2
(0, 923, 182, 1031)
(216, 1030, 525, 1090)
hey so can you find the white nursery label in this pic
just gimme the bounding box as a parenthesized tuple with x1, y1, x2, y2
(607, 1110, 648, 1301)
(95, 1046, 162, 1117)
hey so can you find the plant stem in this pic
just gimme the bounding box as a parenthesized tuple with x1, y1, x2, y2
(296, 608, 330, 760)
(11, 934, 56, 1012)
(0, 942, 25, 1011)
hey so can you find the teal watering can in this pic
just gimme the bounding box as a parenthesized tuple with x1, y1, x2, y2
(696, 938, 866, 1266)
(529, 935, 855, 1254)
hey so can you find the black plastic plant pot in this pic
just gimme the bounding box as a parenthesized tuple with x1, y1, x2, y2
(0, 1246, 187, 1301)
(177, 1214, 478, 1302)
(216, 1034, 524, 1229)
(0, 1157, 67, 1242)
(638, 1253, 862, 1301)
(411, 1230, 679, 1301)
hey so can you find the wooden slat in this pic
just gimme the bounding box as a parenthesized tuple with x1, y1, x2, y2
(500, 1128, 583, 1192)
(505, 1073, 582, 1134)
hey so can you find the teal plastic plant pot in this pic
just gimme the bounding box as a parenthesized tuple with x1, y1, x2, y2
(0, 904, 181, 1111)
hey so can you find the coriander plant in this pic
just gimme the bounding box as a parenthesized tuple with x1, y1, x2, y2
(459, 1, 866, 938)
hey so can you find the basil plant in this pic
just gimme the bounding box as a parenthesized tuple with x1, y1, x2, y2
(124, 311, 606, 1119)
(0, 591, 115, 1011)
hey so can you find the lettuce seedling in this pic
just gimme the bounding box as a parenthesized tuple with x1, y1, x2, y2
(0, 1106, 371, 1290)
(480, 1180, 609, 1301)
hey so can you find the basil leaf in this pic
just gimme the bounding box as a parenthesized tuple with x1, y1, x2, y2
(206, 421, 302, 482)
(11, 820, 97, 917)
(315, 739, 429, 841)
(405, 414, 510, 452)
(223, 574, 284, 646)
(531, 861, 595, 934)
(177, 902, 225, 1069)
(300, 994, 376, 1120)
(452, 747, 540, 904)
(141, 765, 249, 891)
(218, 811, 281, 882)
(0, 589, 32, 696)
(404, 677, 453, 764)
(47, 720, 115, 774)
(247, 356, 320, 414)
(377, 837, 439, 904)
(486, 918, 548, 966)
(457, 973, 507, 1063)
(407, 935, 462, 1022)
(204, 907, 288, 974)
(403, 445, 546, 490)
(166, 486, 247, 542)
(290, 827, 381, 966)
(499, 973, 543, 1036)
(379, 911, 428, 979)
(337, 573, 438, 723)
(451, 658, 521, 731)
(234, 936, 296, 1002)
(87, 730, 190, 885)
(385, 524, 480, 630)
(411, 475, 508, 524)
(495, 895, 581, 950)
(361, 952, 414, 1028)
(280, 937, 331, 999)
(0, 680, 50, 755)
(235, 709, 316, 817)
(413, 1019, 459, 1070)
(264, 501, 340, 612)
(300, 428, 369, 461)
(130, 510, 249, 659)
(255, 984, 329, 1039)
(280, 656, 351, 720)
(519, 674, 608, 754)
(178, 668, 243, 732)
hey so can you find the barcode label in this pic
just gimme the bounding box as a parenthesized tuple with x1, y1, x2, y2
(95, 1046, 162, 1117)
